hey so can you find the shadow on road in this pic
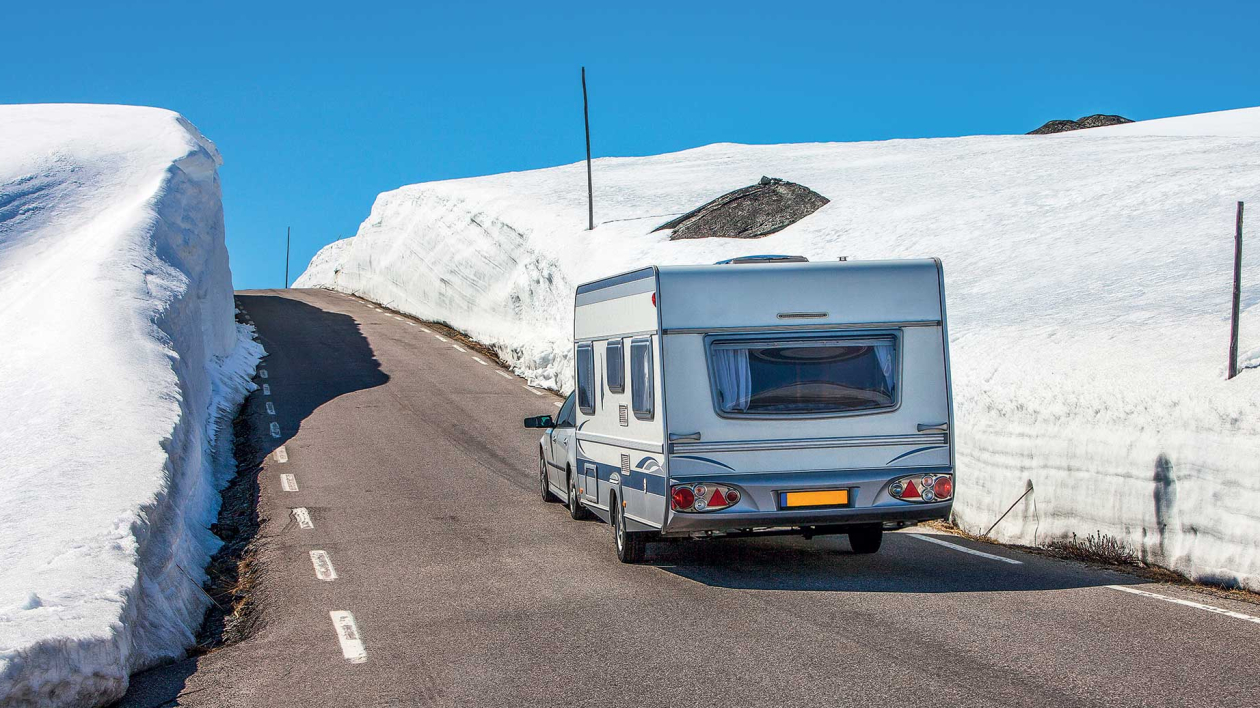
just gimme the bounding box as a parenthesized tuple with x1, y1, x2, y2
(647, 532, 1138, 594)
(238, 292, 389, 460)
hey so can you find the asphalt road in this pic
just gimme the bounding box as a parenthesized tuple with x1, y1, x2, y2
(120, 288, 1260, 708)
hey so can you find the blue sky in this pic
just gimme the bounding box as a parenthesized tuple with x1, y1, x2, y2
(7, 1, 1258, 289)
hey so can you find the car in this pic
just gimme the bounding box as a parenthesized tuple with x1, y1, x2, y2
(525, 392, 590, 521)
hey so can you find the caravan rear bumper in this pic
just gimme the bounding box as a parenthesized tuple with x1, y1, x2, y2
(660, 466, 953, 537)
(661, 501, 951, 536)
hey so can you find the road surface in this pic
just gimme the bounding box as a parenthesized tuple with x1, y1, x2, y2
(120, 288, 1260, 707)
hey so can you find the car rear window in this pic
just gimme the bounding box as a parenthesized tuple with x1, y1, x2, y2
(709, 336, 897, 416)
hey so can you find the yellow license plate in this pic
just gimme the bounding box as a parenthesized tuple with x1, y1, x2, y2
(780, 489, 850, 508)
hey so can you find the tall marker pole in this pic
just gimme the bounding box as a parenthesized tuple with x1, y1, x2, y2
(285, 226, 291, 289)
(582, 67, 594, 231)
(1228, 202, 1243, 379)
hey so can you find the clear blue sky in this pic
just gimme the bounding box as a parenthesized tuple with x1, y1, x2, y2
(7, 1, 1258, 289)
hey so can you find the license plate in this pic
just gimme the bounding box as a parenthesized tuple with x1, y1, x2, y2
(779, 489, 850, 509)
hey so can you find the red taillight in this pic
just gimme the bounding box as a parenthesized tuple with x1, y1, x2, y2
(651, 292, 657, 307)
(671, 486, 695, 511)
(671, 484, 740, 512)
(889, 474, 953, 503)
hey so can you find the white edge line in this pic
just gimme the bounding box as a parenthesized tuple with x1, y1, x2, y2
(1108, 585, 1260, 625)
(907, 533, 1023, 565)
(330, 611, 368, 663)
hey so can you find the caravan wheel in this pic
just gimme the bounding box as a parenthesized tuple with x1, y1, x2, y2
(612, 498, 646, 564)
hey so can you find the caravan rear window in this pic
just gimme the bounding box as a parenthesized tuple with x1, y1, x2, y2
(709, 336, 897, 416)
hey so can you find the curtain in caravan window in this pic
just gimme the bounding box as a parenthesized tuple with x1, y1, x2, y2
(711, 347, 752, 413)
(630, 338, 653, 419)
(576, 344, 595, 414)
(709, 336, 897, 415)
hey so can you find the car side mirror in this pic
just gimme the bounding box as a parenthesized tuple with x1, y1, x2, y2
(524, 415, 556, 429)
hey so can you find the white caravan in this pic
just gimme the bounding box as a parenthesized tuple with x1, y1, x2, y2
(528, 255, 954, 563)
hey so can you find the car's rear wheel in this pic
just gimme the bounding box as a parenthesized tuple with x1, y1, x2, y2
(568, 471, 590, 520)
(848, 525, 883, 554)
(612, 497, 646, 564)
(539, 452, 557, 503)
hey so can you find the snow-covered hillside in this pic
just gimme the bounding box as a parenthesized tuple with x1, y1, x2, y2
(298, 107, 1260, 590)
(0, 106, 262, 707)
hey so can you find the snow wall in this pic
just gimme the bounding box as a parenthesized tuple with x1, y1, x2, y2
(297, 107, 1260, 590)
(0, 105, 263, 707)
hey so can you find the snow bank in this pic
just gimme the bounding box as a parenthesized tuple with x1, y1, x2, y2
(297, 106, 1260, 589)
(0, 105, 263, 707)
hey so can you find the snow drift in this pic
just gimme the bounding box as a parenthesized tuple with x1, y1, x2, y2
(0, 105, 262, 707)
(298, 107, 1260, 590)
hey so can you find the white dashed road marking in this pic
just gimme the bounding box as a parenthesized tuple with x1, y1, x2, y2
(259, 369, 268, 379)
(554, 402, 562, 408)
(393, 316, 403, 321)
(330, 611, 368, 664)
(310, 550, 337, 581)
(452, 344, 466, 352)
(263, 384, 271, 395)
(270, 422, 281, 438)
(907, 533, 1023, 565)
(407, 322, 416, 327)
(472, 356, 488, 366)
(292, 507, 314, 529)
(496, 371, 512, 379)
(374, 308, 383, 312)
(1108, 585, 1260, 625)
(274, 446, 289, 463)
(280, 473, 299, 491)
(434, 334, 448, 343)
(419, 327, 430, 333)
(523, 386, 544, 396)
(266, 402, 276, 415)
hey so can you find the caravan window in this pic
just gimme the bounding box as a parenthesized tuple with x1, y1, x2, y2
(709, 336, 897, 416)
(606, 339, 624, 393)
(630, 338, 654, 419)
(576, 343, 595, 414)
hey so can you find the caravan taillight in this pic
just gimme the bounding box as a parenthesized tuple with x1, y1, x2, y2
(671, 483, 740, 512)
(651, 292, 657, 307)
(889, 474, 953, 503)
(671, 486, 695, 511)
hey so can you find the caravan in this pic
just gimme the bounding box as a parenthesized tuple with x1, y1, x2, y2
(526, 256, 954, 563)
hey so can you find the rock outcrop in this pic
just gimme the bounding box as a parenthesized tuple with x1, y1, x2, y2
(1028, 114, 1134, 135)
(654, 176, 829, 240)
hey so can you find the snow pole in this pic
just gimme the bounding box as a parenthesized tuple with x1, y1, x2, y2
(582, 66, 593, 231)
(1228, 201, 1243, 379)
(285, 226, 291, 289)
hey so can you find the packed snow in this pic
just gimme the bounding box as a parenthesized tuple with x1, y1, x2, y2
(0, 105, 262, 707)
(299, 106, 1260, 590)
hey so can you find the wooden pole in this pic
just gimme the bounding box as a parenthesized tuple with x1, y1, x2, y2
(285, 226, 291, 289)
(1228, 202, 1243, 379)
(582, 67, 593, 231)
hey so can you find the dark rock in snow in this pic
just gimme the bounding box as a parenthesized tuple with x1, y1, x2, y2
(1027, 114, 1134, 135)
(655, 177, 830, 240)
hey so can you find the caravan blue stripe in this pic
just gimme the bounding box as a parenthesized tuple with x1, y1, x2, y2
(577, 457, 668, 497)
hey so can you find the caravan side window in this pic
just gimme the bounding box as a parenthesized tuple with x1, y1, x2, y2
(576, 343, 595, 414)
(630, 338, 654, 420)
(606, 339, 624, 393)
